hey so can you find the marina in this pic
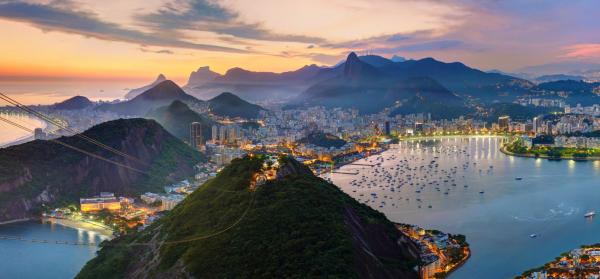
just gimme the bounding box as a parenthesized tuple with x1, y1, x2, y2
(324, 136, 600, 278)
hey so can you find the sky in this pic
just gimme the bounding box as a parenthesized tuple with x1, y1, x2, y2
(0, 0, 600, 84)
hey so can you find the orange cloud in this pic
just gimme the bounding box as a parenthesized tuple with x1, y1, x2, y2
(562, 44, 600, 58)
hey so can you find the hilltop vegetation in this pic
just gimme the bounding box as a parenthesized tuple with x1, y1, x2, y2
(298, 131, 347, 148)
(77, 155, 420, 279)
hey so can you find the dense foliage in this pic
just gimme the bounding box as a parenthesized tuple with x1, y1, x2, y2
(298, 132, 347, 148)
(77, 156, 419, 278)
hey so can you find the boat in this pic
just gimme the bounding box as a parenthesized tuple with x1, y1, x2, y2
(530, 234, 537, 238)
(515, 177, 523, 181)
(585, 211, 596, 218)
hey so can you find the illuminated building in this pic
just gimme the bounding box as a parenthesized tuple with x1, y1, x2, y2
(80, 192, 121, 212)
(384, 121, 391, 136)
(498, 116, 510, 131)
(190, 122, 204, 150)
(34, 128, 46, 140)
(212, 125, 218, 143)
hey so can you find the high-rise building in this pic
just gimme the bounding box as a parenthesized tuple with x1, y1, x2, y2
(498, 116, 510, 131)
(384, 121, 391, 136)
(190, 122, 203, 150)
(533, 116, 543, 134)
(212, 125, 218, 143)
(34, 128, 46, 140)
(415, 122, 424, 133)
(219, 126, 227, 144)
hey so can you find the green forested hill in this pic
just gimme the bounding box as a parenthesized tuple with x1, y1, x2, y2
(76, 155, 420, 279)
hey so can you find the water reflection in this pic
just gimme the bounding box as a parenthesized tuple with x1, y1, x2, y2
(326, 136, 600, 278)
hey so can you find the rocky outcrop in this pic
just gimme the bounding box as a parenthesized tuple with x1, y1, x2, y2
(275, 156, 312, 179)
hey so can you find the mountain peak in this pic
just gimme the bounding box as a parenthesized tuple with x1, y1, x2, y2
(391, 55, 406, 62)
(51, 95, 93, 110)
(343, 52, 378, 79)
(347, 52, 359, 62)
(208, 92, 264, 119)
(213, 92, 238, 100)
(125, 74, 169, 99)
(185, 66, 220, 88)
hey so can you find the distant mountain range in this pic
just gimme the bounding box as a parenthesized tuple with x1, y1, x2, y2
(76, 156, 420, 279)
(147, 100, 214, 143)
(298, 52, 466, 114)
(50, 96, 93, 110)
(534, 74, 585, 83)
(0, 118, 203, 222)
(184, 64, 323, 101)
(125, 74, 167, 100)
(533, 80, 600, 105)
(117, 53, 600, 118)
(98, 80, 203, 116)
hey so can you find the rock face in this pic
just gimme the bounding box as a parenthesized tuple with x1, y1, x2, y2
(76, 156, 420, 279)
(343, 52, 380, 79)
(0, 118, 204, 222)
(184, 66, 220, 88)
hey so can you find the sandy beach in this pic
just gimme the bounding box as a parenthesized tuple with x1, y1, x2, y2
(42, 218, 114, 238)
(0, 113, 48, 148)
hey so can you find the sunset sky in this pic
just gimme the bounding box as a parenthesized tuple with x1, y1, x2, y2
(0, 0, 600, 83)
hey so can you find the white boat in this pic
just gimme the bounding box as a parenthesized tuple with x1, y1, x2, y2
(529, 234, 537, 238)
(585, 211, 596, 218)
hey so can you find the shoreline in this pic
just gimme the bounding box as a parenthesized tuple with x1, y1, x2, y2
(42, 217, 114, 238)
(0, 115, 48, 148)
(499, 144, 600, 161)
(399, 134, 506, 141)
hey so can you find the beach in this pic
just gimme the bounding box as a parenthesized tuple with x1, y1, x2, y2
(0, 113, 48, 148)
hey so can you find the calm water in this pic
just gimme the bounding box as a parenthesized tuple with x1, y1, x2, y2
(0, 220, 108, 279)
(324, 136, 600, 278)
(0, 80, 139, 105)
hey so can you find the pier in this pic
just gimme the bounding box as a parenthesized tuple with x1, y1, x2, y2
(331, 171, 359, 175)
(347, 163, 375, 167)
